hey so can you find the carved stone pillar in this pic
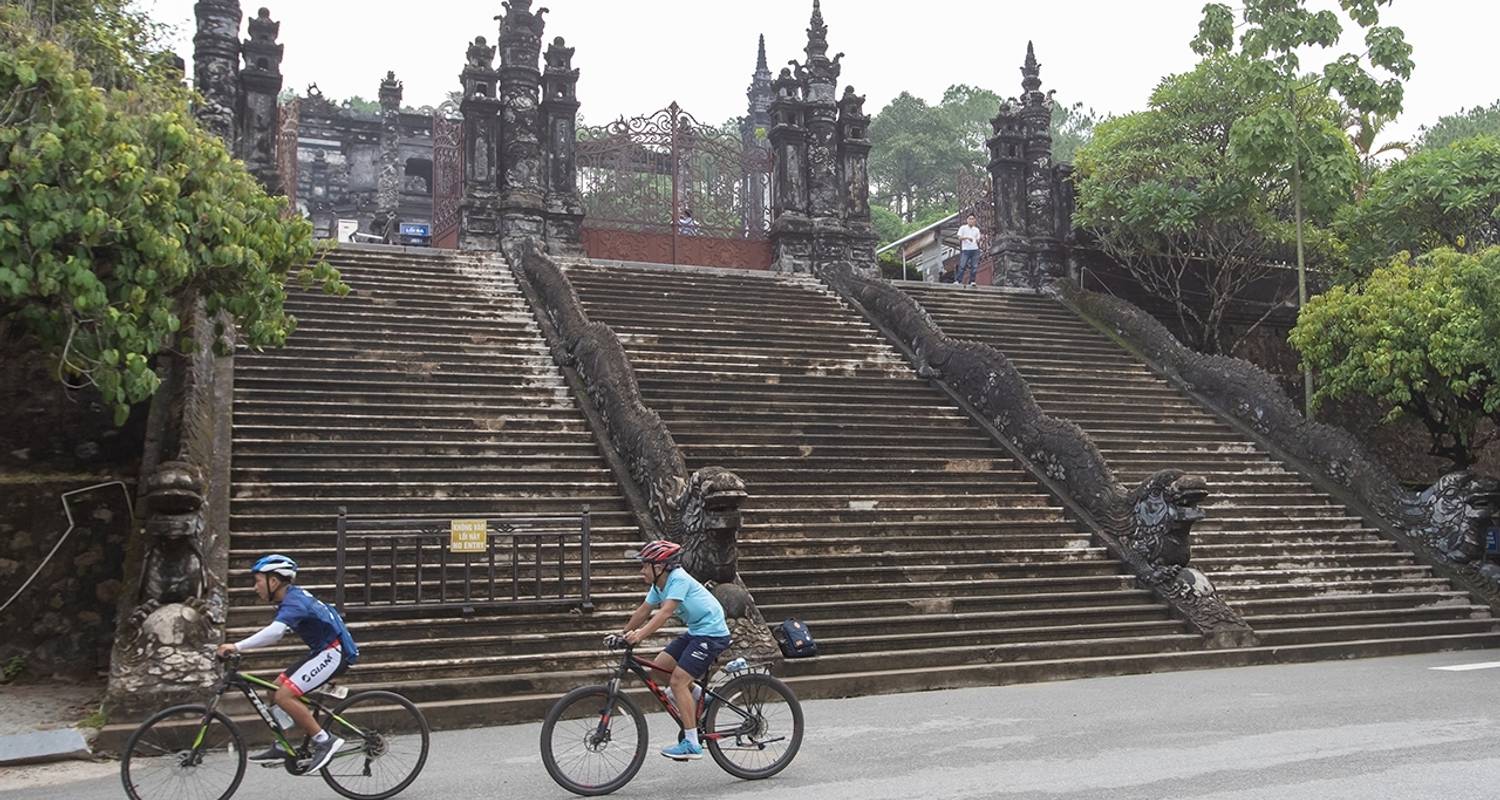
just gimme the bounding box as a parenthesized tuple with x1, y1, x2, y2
(496, 0, 548, 241)
(192, 1, 241, 144)
(459, 37, 502, 251)
(742, 35, 774, 236)
(376, 71, 403, 239)
(988, 97, 1031, 288)
(541, 37, 583, 254)
(837, 86, 876, 266)
(1020, 43, 1065, 284)
(237, 7, 283, 193)
(768, 67, 812, 273)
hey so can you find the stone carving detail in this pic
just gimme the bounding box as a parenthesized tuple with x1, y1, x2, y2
(503, 238, 779, 663)
(1059, 282, 1500, 607)
(822, 262, 1255, 645)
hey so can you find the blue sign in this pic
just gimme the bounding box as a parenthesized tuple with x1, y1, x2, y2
(400, 222, 431, 237)
(1488, 527, 1499, 554)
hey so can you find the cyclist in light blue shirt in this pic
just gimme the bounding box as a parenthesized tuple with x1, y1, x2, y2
(619, 540, 731, 761)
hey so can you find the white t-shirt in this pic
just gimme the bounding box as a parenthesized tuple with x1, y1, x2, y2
(957, 224, 982, 251)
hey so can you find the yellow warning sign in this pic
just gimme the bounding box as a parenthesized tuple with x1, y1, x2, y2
(450, 519, 488, 553)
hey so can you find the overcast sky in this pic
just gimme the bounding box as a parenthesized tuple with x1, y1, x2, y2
(140, 0, 1494, 143)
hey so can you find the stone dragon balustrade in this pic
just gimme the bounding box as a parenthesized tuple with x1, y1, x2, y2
(822, 262, 1256, 646)
(1058, 283, 1500, 607)
(503, 238, 779, 663)
(105, 304, 235, 718)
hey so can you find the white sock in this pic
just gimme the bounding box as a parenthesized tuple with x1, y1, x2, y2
(684, 728, 699, 747)
(312, 730, 330, 744)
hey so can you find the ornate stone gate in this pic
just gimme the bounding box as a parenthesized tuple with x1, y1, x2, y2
(576, 102, 772, 269)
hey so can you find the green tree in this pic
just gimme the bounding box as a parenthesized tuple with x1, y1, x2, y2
(1418, 100, 1500, 151)
(1073, 56, 1341, 355)
(0, 4, 342, 424)
(1192, 0, 1414, 409)
(340, 95, 380, 114)
(871, 206, 905, 245)
(869, 92, 967, 222)
(1290, 247, 1500, 468)
(1051, 101, 1098, 164)
(1335, 135, 1500, 277)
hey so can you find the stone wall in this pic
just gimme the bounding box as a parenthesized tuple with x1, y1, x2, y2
(0, 481, 133, 677)
(0, 336, 143, 678)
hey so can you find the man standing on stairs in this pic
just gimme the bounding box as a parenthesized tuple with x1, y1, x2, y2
(619, 540, 732, 762)
(216, 554, 360, 774)
(956, 213, 984, 287)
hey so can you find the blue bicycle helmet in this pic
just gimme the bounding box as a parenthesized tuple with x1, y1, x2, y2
(250, 553, 298, 580)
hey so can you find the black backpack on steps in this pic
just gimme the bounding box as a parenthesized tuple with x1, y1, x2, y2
(772, 618, 818, 658)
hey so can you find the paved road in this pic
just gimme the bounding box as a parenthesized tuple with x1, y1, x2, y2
(7, 650, 1500, 800)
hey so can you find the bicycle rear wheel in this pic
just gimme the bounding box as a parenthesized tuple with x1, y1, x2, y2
(703, 673, 803, 780)
(540, 685, 648, 796)
(317, 690, 430, 800)
(121, 704, 247, 800)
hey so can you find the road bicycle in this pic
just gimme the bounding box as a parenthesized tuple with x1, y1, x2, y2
(120, 652, 429, 800)
(540, 635, 804, 796)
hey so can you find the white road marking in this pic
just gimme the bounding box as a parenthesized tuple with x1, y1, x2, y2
(1431, 661, 1500, 672)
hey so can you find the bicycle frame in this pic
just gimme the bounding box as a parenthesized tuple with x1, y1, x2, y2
(189, 662, 368, 766)
(599, 646, 786, 748)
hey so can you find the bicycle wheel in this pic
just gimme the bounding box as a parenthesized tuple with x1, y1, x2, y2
(540, 685, 648, 797)
(317, 690, 430, 800)
(703, 673, 803, 780)
(121, 704, 247, 800)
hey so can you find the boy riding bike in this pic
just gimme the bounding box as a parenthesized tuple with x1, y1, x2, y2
(215, 554, 359, 773)
(619, 540, 732, 762)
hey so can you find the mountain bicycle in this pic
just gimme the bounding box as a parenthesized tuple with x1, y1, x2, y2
(120, 652, 429, 800)
(540, 635, 803, 796)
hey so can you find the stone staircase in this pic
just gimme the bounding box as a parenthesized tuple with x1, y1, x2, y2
(900, 283, 1500, 654)
(566, 261, 1219, 696)
(220, 245, 656, 729)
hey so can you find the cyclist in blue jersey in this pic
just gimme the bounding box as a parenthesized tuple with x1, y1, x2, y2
(216, 554, 359, 772)
(618, 540, 732, 762)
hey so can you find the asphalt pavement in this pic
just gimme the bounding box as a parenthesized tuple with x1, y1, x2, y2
(6, 649, 1500, 800)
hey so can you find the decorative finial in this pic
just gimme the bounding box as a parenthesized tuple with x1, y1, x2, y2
(1021, 41, 1043, 101)
(756, 34, 768, 72)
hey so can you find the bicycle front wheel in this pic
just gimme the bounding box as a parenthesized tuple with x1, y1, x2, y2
(540, 685, 648, 797)
(318, 690, 430, 800)
(121, 704, 247, 800)
(703, 673, 803, 780)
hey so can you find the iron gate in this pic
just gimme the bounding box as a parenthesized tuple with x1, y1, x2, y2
(332, 508, 594, 616)
(431, 115, 463, 249)
(577, 102, 772, 269)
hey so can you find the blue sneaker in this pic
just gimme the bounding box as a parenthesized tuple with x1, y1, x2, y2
(660, 739, 703, 761)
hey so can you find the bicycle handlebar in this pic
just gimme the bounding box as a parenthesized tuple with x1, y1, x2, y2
(603, 634, 632, 651)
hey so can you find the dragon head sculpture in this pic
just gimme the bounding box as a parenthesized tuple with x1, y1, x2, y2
(677, 467, 749, 585)
(1408, 471, 1500, 565)
(1123, 470, 1209, 570)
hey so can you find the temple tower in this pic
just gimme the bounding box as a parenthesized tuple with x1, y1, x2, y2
(837, 86, 876, 264)
(496, 0, 548, 240)
(237, 7, 283, 192)
(988, 42, 1069, 289)
(375, 71, 404, 237)
(541, 37, 583, 254)
(459, 37, 503, 251)
(192, 0, 242, 143)
(742, 35, 774, 236)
